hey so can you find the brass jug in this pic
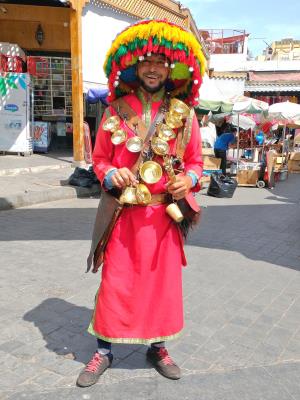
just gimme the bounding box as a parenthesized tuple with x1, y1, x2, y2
(119, 186, 138, 204)
(136, 183, 152, 205)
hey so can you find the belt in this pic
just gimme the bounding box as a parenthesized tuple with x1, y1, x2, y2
(148, 193, 169, 205)
(123, 193, 169, 206)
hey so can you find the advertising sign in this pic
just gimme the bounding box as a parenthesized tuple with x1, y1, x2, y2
(0, 73, 32, 153)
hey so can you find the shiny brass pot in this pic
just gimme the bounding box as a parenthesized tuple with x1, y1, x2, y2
(139, 161, 162, 184)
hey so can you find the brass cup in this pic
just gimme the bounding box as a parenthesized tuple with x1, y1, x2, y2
(165, 112, 183, 129)
(151, 136, 170, 156)
(166, 202, 184, 223)
(157, 123, 176, 141)
(126, 137, 143, 153)
(169, 98, 190, 119)
(102, 115, 120, 132)
(139, 161, 162, 184)
(136, 183, 152, 205)
(119, 186, 138, 204)
(111, 129, 127, 145)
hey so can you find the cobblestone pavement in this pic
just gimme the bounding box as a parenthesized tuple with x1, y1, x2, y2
(0, 175, 299, 400)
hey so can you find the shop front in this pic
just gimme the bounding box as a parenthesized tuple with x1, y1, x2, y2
(0, 0, 208, 161)
(0, 0, 73, 155)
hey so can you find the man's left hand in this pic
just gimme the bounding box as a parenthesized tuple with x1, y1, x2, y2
(166, 175, 193, 200)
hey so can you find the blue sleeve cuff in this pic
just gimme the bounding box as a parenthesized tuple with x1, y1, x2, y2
(103, 168, 117, 190)
(186, 171, 198, 187)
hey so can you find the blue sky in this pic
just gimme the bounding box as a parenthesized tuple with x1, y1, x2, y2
(183, 0, 300, 56)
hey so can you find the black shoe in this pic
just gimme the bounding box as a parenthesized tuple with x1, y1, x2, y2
(147, 347, 181, 380)
(76, 352, 113, 387)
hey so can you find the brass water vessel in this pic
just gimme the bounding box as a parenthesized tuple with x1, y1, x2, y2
(102, 115, 120, 132)
(139, 161, 162, 184)
(165, 112, 183, 129)
(119, 186, 138, 204)
(111, 129, 127, 145)
(151, 137, 169, 156)
(169, 98, 190, 119)
(136, 183, 152, 205)
(157, 124, 176, 141)
(126, 136, 143, 153)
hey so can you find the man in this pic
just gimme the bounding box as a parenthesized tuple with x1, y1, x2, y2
(214, 125, 237, 175)
(76, 19, 206, 387)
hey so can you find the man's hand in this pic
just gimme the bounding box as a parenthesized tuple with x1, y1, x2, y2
(111, 168, 139, 189)
(166, 175, 193, 200)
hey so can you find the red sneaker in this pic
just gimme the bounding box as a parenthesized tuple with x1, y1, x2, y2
(147, 347, 181, 380)
(76, 352, 113, 387)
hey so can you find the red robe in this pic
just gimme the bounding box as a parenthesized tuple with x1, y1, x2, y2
(88, 91, 203, 344)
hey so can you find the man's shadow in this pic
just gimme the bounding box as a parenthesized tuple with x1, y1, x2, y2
(23, 298, 151, 370)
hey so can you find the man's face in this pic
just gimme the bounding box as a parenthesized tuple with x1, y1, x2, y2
(136, 54, 170, 93)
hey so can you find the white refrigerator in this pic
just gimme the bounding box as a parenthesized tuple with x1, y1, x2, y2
(0, 72, 32, 154)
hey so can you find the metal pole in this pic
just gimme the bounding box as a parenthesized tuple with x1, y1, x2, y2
(282, 124, 286, 167)
(236, 113, 240, 172)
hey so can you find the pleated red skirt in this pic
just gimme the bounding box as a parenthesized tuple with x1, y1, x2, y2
(88, 203, 186, 344)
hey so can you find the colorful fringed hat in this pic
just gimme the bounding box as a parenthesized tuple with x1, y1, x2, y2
(104, 19, 207, 106)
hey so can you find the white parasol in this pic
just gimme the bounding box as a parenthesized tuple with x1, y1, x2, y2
(196, 74, 233, 114)
(230, 96, 269, 170)
(268, 101, 300, 165)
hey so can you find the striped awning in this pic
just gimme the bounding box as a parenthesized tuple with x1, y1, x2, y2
(245, 82, 300, 92)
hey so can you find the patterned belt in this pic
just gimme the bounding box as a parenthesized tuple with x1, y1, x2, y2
(124, 193, 169, 206)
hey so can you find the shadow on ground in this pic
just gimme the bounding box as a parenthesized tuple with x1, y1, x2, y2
(23, 298, 150, 369)
(1, 198, 299, 271)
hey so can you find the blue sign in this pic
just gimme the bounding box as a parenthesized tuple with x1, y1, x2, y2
(4, 104, 19, 112)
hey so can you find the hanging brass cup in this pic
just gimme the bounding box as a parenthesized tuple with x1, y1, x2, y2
(126, 137, 143, 153)
(111, 129, 127, 145)
(139, 161, 162, 184)
(119, 186, 138, 204)
(157, 123, 176, 141)
(169, 98, 190, 119)
(166, 202, 184, 223)
(151, 136, 169, 156)
(102, 115, 120, 132)
(136, 183, 152, 205)
(165, 112, 183, 129)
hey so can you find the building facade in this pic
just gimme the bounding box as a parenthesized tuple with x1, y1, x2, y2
(0, 0, 208, 160)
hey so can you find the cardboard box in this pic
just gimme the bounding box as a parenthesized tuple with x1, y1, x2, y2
(203, 156, 221, 170)
(276, 156, 285, 164)
(289, 152, 300, 161)
(288, 160, 300, 172)
(237, 170, 259, 185)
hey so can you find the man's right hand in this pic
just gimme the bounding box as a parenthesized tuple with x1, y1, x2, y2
(111, 168, 139, 189)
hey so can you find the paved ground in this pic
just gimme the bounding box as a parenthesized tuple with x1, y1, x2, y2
(0, 151, 74, 176)
(0, 175, 299, 399)
(0, 152, 99, 210)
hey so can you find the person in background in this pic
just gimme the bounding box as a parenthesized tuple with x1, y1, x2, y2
(214, 124, 237, 175)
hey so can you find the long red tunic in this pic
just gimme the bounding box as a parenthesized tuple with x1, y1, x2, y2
(88, 91, 203, 344)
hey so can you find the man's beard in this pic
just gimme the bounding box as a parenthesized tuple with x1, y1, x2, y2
(138, 77, 167, 94)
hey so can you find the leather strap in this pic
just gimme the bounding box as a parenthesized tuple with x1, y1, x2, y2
(111, 98, 148, 140)
(110, 96, 168, 176)
(130, 106, 166, 177)
(176, 108, 195, 161)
